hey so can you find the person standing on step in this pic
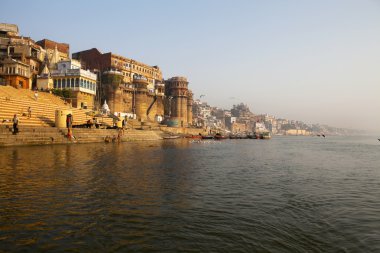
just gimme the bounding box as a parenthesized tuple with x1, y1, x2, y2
(27, 107, 32, 119)
(13, 114, 19, 135)
(34, 91, 38, 101)
(66, 114, 73, 140)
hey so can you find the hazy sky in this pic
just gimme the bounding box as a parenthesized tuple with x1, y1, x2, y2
(2, 0, 380, 132)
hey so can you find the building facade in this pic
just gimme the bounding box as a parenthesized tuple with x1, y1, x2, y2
(50, 59, 97, 108)
(73, 48, 166, 121)
(165, 76, 192, 127)
(0, 23, 69, 89)
(0, 57, 31, 88)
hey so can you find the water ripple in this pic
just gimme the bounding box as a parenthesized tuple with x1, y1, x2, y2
(0, 136, 379, 252)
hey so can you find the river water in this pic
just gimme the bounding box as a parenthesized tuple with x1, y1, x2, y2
(0, 136, 379, 252)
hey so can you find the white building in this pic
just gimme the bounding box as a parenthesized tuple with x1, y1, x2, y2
(47, 59, 97, 108)
(51, 59, 97, 96)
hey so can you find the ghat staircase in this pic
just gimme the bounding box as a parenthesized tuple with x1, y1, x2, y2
(0, 86, 113, 128)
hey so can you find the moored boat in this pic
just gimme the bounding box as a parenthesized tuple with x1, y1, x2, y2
(261, 132, 271, 139)
(163, 135, 180, 139)
(186, 134, 202, 139)
(214, 133, 228, 140)
(201, 135, 214, 139)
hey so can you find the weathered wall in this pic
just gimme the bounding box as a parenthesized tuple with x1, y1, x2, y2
(163, 127, 208, 135)
(73, 91, 94, 109)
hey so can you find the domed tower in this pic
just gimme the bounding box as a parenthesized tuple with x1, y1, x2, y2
(187, 90, 193, 126)
(165, 76, 189, 127)
(133, 75, 149, 121)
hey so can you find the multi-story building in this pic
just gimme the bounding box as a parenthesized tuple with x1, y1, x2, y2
(49, 59, 97, 108)
(0, 57, 31, 88)
(0, 23, 69, 89)
(36, 39, 70, 66)
(72, 48, 162, 91)
(72, 48, 166, 120)
(0, 23, 43, 89)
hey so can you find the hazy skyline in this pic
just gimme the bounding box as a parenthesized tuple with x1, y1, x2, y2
(2, 0, 379, 132)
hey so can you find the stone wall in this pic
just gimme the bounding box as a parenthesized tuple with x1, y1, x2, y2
(73, 91, 94, 109)
(163, 127, 207, 135)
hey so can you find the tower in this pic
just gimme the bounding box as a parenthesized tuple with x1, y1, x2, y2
(133, 75, 148, 121)
(165, 76, 189, 127)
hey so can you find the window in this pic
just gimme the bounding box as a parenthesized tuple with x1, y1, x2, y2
(54, 79, 57, 88)
(75, 78, 79, 87)
(58, 79, 61, 88)
(62, 79, 66, 88)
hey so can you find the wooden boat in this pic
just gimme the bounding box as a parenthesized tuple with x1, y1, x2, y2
(186, 134, 202, 139)
(261, 132, 271, 139)
(163, 135, 180, 139)
(201, 135, 214, 140)
(214, 133, 227, 140)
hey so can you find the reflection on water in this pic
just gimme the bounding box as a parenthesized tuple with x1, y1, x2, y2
(0, 137, 379, 252)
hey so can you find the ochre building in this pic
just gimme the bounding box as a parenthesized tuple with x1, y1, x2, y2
(165, 76, 193, 127)
(73, 48, 165, 121)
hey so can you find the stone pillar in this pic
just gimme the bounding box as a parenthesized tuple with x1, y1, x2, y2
(165, 76, 189, 127)
(181, 94, 188, 127)
(187, 90, 193, 126)
(134, 78, 148, 121)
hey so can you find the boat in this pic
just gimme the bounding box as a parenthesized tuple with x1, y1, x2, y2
(239, 134, 249, 139)
(261, 132, 271, 139)
(163, 135, 180, 139)
(185, 134, 202, 139)
(201, 135, 214, 139)
(214, 133, 228, 140)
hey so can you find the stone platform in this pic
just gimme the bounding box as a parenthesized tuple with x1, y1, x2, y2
(0, 126, 165, 147)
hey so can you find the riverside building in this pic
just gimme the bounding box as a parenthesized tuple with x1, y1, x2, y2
(72, 48, 166, 121)
(50, 59, 97, 109)
(165, 76, 193, 127)
(0, 23, 69, 89)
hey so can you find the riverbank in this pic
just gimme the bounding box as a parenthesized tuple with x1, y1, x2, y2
(0, 125, 209, 147)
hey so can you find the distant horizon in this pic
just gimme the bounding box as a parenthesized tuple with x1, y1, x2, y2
(2, 0, 379, 133)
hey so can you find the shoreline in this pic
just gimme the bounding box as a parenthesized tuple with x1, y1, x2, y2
(0, 125, 208, 147)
